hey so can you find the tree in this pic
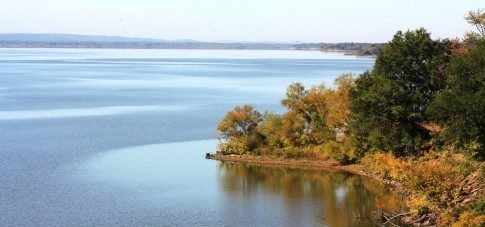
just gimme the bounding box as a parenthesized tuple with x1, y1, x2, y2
(281, 82, 306, 109)
(281, 82, 334, 146)
(217, 105, 263, 154)
(324, 73, 355, 133)
(465, 9, 485, 39)
(350, 29, 451, 155)
(428, 39, 485, 160)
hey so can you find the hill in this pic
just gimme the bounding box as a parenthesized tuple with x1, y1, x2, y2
(0, 33, 384, 55)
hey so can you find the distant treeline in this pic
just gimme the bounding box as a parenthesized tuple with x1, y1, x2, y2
(294, 43, 385, 55)
(0, 41, 292, 50)
(0, 41, 384, 55)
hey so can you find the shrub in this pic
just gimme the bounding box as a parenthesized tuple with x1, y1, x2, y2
(277, 147, 309, 159)
(361, 153, 407, 180)
(318, 140, 357, 164)
(407, 195, 432, 215)
(471, 200, 485, 216)
(452, 211, 485, 227)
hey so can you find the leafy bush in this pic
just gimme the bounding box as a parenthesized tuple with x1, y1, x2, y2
(317, 141, 356, 164)
(471, 200, 485, 216)
(452, 211, 485, 227)
(405, 156, 460, 204)
(362, 150, 485, 226)
(279, 147, 310, 159)
(361, 153, 407, 180)
(407, 195, 432, 215)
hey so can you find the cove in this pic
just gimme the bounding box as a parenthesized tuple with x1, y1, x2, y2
(72, 140, 406, 226)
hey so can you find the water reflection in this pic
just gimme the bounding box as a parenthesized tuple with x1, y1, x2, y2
(217, 162, 405, 226)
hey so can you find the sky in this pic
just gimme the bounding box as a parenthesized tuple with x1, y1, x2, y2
(0, 0, 482, 43)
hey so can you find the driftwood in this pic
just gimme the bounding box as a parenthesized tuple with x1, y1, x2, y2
(368, 210, 411, 226)
(411, 214, 427, 224)
(382, 212, 411, 225)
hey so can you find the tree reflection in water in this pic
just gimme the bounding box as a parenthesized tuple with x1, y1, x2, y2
(217, 162, 406, 226)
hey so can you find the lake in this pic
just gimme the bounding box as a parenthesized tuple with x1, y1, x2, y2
(0, 48, 403, 226)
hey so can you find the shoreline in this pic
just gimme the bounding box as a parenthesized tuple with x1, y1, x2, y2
(208, 153, 407, 193)
(0, 47, 377, 57)
(207, 153, 448, 225)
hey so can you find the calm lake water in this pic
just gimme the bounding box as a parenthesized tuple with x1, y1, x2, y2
(0, 48, 403, 226)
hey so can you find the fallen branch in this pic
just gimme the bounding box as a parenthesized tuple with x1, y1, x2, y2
(382, 212, 411, 225)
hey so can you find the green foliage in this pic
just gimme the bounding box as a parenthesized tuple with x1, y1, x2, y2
(428, 39, 485, 160)
(350, 44, 384, 56)
(350, 28, 451, 156)
(471, 200, 485, 216)
(465, 9, 485, 41)
(291, 42, 386, 55)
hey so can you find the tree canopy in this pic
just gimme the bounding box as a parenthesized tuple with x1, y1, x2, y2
(428, 39, 485, 160)
(465, 9, 485, 39)
(350, 28, 451, 155)
(217, 104, 263, 154)
(217, 12, 484, 161)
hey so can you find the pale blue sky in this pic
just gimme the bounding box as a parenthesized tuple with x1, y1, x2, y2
(0, 0, 482, 42)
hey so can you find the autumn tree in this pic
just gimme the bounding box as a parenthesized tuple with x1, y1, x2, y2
(217, 105, 263, 154)
(323, 73, 355, 134)
(281, 82, 334, 145)
(258, 112, 285, 148)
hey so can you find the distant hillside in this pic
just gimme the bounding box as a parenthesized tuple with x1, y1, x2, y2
(0, 33, 197, 43)
(293, 42, 385, 55)
(0, 33, 384, 55)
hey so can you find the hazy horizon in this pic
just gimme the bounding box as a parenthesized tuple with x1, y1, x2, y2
(1, 0, 482, 43)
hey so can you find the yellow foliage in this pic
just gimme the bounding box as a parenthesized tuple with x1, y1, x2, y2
(406, 157, 459, 199)
(280, 111, 305, 147)
(217, 105, 263, 154)
(277, 74, 356, 147)
(362, 150, 485, 226)
(364, 152, 463, 200)
(217, 104, 262, 138)
(439, 212, 457, 226)
(362, 153, 407, 180)
(324, 73, 355, 130)
(452, 211, 485, 227)
(407, 195, 432, 215)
